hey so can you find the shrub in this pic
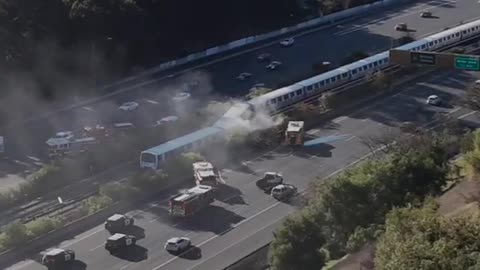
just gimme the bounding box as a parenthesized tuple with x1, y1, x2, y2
(26, 217, 64, 237)
(100, 182, 135, 201)
(129, 169, 169, 194)
(82, 195, 113, 215)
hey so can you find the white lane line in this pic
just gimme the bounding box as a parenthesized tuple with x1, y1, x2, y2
(82, 106, 95, 112)
(457, 110, 477, 119)
(120, 263, 131, 270)
(333, 116, 348, 123)
(346, 135, 357, 141)
(89, 243, 105, 252)
(145, 99, 159, 105)
(186, 214, 287, 270)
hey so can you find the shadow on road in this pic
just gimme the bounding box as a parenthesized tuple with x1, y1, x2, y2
(292, 143, 335, 159)
(124, 225, 146, 240)
(215, 184, 247, 205)
(176, 205, 245, 235)
(64, 260, 88, 270)
(112, 245, 149, 262)
(179, 246, 202, 260)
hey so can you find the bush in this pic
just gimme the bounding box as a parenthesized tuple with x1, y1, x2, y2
(346, 224, 383, 253)
(82, 195, 113, 215)
(100, 182, 135, 201)
(26, 217, 64, 237)
(2, 222, 29, 248)
(129, 169, 169, 194)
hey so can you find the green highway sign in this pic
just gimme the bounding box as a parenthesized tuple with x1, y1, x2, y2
(454, 55, 480, 71)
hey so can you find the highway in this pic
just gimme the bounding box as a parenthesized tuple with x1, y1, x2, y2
(5, 0, 480, 162)
(6, 64, 480, 269)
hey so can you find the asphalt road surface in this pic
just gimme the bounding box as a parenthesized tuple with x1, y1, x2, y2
(5, 0, 480, 161)
(7, 63, 480, 269)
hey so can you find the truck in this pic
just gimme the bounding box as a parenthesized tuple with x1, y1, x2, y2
(104, 214, 134, 233)
(284, 121, 305, 146)
(193, 161, 222, 186)
(256, 172, 283, 192)
(104, 233, 136, 255)
(169, 185, 215, 217)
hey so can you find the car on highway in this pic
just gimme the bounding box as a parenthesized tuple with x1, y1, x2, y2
(118, 101, 139, 111)
(421, 11, 432, 18)
(256, 172, 283, 192)
(172, 92, 191, 103)
(105, 214, 134, 233)
(426, 94, 442, 106)
(154, 115, 179, 127)
(257, 53, 271, 62)
(52, 131, 74, 140)
(237, 72, 252, 81)
(41, 248, 75, 269)
(475, 79, 480, 85)
(164, 237, 192, 253)
(271, 184, 297, 201)
(395, 23, 408, 31)
(280, 38, 295, 47)
(266, 61, 282, 70)
(105, 233, 136, 254)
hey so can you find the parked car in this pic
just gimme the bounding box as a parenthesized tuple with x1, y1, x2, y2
(279, 38, 295, 47)
(118, 101, 139, 111)
(164, 237, 191, 253)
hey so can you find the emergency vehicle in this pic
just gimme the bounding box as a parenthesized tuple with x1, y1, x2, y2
(104, 233, 136, 254)
(104, 214, 134, 233)
(83, 125, 110, 140)
(284, 121, 305, 146)
(41, 248, 75, 269)
(193, 161, 221, 186)
(169, 185, 215, 217)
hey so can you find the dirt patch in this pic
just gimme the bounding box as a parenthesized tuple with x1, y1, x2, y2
(436, 179, 480, 217)
(0, 158, 37, 193)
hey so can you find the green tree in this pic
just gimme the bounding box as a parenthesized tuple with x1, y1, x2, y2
(26, 217, 63, 237)
(460, 130, 480, 179)
(100, 181, 134, 201)
(375, 200, 480, 270)
(129, 169, 169, 193)
(269, 211, 327, 270)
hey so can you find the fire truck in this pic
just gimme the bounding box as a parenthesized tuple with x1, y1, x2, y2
(284, 121, 305, 146)
(193, 161, 222, 186)
(169, 185, 215, 217)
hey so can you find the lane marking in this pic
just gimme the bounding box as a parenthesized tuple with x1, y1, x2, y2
(120, 263, 131, 270)
(89, 243, 105, 252)
(457, 110, 477, 119)
(82, 106, 95, 112)
(145, 99, 159, 105)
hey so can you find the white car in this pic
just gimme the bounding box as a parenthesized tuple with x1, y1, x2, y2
(271, 184, 297, 200)
(237, 72, 252, 81)
(280, 38, 294, 47)
(426, 95, 442, 106)
(475, 79, 480, 85)
(172, 92, 191, 103)
(164, 237, 191, 253)
(118, 101, 139, 111)
(53, 131, 74, 140)
(266, 61, 282, 70)
(154, 116, 179, 127)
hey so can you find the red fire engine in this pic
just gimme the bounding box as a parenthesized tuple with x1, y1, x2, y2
(284, 121, 305, 146)
(193, 161, 223, 186)
(169, 185, 215, 217)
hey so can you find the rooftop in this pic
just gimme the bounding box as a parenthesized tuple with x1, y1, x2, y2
(142, 127, 224, 156)
(108, 233, 126, 241)
(45, 248, 65, 256)
(107, 214, 125, 221)
(173, 185, 212, 202)
(287, 121, 304, 132)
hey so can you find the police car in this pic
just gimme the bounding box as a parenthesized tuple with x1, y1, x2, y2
(105, 233, 136, 254)
(41, 248, 75, 269)
(105, 214, 134, 233)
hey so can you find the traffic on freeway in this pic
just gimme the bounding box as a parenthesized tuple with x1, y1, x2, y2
(4, 0, 479, 163)
(7, 55, 480, 270)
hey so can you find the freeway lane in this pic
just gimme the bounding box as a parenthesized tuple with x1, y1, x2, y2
(5, 0, 480, 162)
(7, 66, 480, 269)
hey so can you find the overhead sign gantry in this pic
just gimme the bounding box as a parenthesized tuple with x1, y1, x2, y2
(389, 49, 480, 71)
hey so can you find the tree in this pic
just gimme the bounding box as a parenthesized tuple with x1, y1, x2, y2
(129, 169, 169, 193)
(463, 83, 480, 111)
(269, 211, 327, 270)
(375, 200, 480, 270)
(3, 221, 29, 247)
(460, 130, 480, 179)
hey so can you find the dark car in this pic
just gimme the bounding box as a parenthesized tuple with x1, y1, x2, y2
(256, 172, 283, 192)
